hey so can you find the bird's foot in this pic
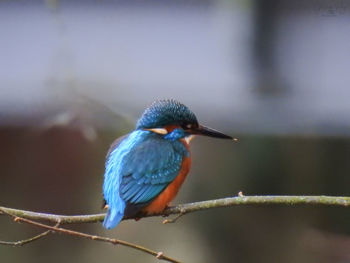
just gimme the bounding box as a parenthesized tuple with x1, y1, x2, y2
(161, 204, 172, 217)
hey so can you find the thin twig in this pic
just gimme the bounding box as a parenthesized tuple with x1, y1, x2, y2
(1, 195, 349, 262)
(3, 213, 180, 263)
(0, 221, 60, 247)
(0, 195, 349, 225)
(163, 211, 186, 224)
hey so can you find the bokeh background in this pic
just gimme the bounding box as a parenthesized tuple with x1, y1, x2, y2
(1, 0, 350, 262)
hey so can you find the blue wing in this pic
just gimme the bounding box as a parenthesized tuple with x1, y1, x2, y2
(119, 135, 188, 204)
(102, 130, 188, 229)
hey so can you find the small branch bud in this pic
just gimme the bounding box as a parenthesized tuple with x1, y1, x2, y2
(156, 252, 164, 259)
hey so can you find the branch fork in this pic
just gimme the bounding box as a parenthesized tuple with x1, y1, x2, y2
(1, 195, 349, 262)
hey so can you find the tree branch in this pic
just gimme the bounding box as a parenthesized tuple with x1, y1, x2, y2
(1, 195, 349, 225)
(0, 221, 60, 247)
(2, 213, 180, 263)
(1, 195, 349, 262)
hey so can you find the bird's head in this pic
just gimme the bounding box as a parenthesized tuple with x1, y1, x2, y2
(136, 99, 237, 142)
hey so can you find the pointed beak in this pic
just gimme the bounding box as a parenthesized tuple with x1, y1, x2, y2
(190, 125, 238, 141)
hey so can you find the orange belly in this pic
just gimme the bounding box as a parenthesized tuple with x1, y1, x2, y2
(142, 141, 191, 214)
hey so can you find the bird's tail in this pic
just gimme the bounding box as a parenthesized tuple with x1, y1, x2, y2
(103, 204, 125, 229)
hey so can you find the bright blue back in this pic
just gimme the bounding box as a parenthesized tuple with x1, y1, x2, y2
(103, 129, 189, 229)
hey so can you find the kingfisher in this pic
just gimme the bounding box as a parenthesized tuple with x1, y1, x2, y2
(102, 99, 236, 229)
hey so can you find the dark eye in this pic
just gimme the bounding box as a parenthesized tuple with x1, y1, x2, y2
(182, 123, 192, 130)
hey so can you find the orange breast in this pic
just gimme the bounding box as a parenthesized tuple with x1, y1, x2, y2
(142, 140, 191, 214)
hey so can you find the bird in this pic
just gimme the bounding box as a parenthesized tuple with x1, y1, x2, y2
(102, 99, 236, 229)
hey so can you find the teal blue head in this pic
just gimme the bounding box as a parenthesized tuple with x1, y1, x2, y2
(136, 99, 198, 130)
(136, 99, 236, 141)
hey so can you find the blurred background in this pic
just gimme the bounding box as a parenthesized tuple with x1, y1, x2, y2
(1, 0, 350, 262)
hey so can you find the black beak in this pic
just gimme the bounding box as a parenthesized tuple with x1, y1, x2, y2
(190, 125, 238, 141)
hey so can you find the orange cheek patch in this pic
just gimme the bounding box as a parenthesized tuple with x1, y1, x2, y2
(164, 125, 181, 132)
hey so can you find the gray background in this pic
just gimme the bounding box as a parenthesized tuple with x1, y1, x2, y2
(1, 1, 350, 262)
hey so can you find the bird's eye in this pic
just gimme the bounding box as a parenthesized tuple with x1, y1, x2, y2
(182, 123, 192, 130)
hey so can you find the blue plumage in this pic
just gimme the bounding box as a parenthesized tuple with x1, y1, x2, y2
(102, 99, 234, 229)
(136, 100, 198, 129)
(103, 129, 189, 229)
